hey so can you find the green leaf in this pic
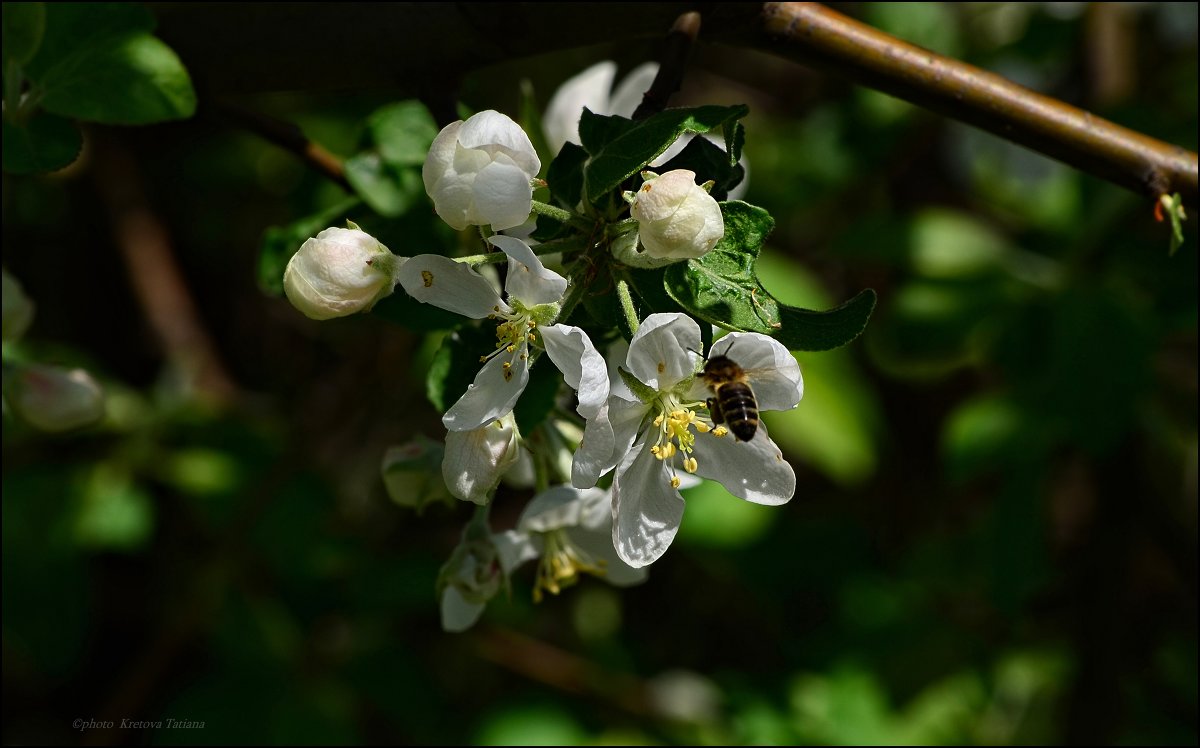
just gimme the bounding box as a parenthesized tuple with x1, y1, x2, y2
(546, 142, 587, 209)
(514, 357, 559, 434)
(73, 463, 155, 552)
(3, 3, 46, 64)
(776, 291, 878, 352)
(582, 104, 748, 202)
(622, 266, 687, 317)
(368, 101, 438, 169)
(27, 3, 153, 67)
(344, 152, 422, 217)
(426, 327, 493, 412)
(257, 198, 362, 295)
(36, 33, 196, 124)
(1164, 193, 1185, 256)
(744, 251, 881, 487)
(664, 201, 876, 351)
(370, 287, 465, 332)
(577, 108, 634, 155)
(517, 77, 551, 173)
(617, 367, 656, 402)
(653, 133, 744, 201)
(2, 110, 81, 174)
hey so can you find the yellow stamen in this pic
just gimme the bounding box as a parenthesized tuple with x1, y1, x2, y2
(533, 529, 607, 603)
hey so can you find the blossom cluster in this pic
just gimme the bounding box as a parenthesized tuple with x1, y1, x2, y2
(279, 63, 805, 632)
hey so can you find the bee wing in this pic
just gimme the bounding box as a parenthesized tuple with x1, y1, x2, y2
(716, 333, 802, 411)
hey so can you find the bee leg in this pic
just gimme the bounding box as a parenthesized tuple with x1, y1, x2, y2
(706, 397, 724, 425)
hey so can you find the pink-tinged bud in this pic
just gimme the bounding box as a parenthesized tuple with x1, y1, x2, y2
(5, 363, 104, 432)
(630, 170, 724, 260)
(283, 225, 401, 320)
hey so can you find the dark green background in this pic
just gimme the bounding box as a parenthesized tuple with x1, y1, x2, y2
(3, 3, 1196, 745)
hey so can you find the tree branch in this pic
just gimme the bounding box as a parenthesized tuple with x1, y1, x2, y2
(208, 100, 352, 192)
(152, 3, 1198, 208)
(632, 11, 702, 121)
(733, 2, 1198, 207)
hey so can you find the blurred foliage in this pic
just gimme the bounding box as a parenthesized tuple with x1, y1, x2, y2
(2, 3, 1196, 746)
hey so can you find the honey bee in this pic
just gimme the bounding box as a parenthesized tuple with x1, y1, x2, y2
(701, 343, 758, 442)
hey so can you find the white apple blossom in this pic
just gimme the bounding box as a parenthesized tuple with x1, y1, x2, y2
(580, 313, 802, 568)
(4, 363, 105, 432)
(442, 412, 521, 504)
(398, 235, 607, 433)
(423, 110, 541, 231)
(629, 170, 724, 261)
(543, 61, 659, 154)
(493, 485, 647, 602)
(437, 524, 506, 633)
(380, 436, 454, 512)
(283, 225, 403, 320)
(543, 60, 749, 199)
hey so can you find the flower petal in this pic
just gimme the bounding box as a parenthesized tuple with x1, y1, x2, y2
(493, 529, 542, 574)
(648, 132, 694, 168)
(398, 254, 505, 319)
(518, 485, 605, 532)
(626, 312, 701, 391)
(442, 414, 521, 503)
(540, 324, 607, 418)
(442, 345, 530, 431)
(612, 433, 685, 568)
(458, 109, 541, 176)
(568, 523, 648, 587)
(691, 421, 795, 505)
(422, 120, 462, 197)
(608, 62, 659, 118)
(708, 332, 803, 411)
(489, 235, 568, 305)
(573, 401, 616, 489)
(543, 61, 617, 152)
(440, 586, 486, 633)
(574, 394, 646, 489)
(472, 158, 534, 231)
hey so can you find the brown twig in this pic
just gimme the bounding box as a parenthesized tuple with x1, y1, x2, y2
(738, 2, 1198, 207)
(209, 100, 352, 192)
(91, 133, 238, 406)
(153, 3, 1197, 210)
(632, 11, 703, 121)
(473, 625, 656, 717)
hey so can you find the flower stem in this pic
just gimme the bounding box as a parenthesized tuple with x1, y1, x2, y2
(456, 235, 588, 267)
(556, 274, 588, 324)
(464, 502, 492, 541)
(607, 217, 639, 237)
(616, 275, 640, 336)
(456, 250, 507, 267)
(530, 200, 592, 231)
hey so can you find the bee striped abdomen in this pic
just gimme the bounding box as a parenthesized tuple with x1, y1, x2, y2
(702, 354, 760, 442)
(717, 383, 758, 441)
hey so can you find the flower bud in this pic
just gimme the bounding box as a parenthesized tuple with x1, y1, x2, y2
(381, 436, 454, 512)
(2, 269, 35, 343)
(442, 412, 521, 504)
(4, 363, 105, 431)
(629, 170, 724, 260)
(423, 110, 541, 231)
(437, 533, 504, 632)
(283, 225, 401, 320)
